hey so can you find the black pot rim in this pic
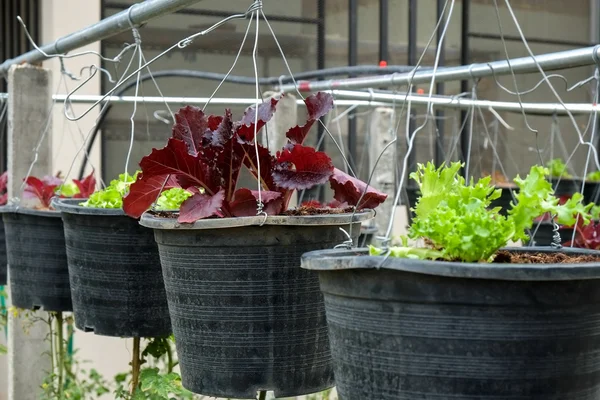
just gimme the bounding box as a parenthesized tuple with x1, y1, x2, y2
(140, 209, 374, 230)
(0, 204, 60, 218)
(52, 198, 126, 216)
(301, 246, 600, 281)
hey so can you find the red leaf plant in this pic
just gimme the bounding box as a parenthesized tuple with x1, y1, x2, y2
(23, 171, 96, 209)
(123, 92, 388, 223)
(564, 218, 600, 249)
(0, 171, 8, 206)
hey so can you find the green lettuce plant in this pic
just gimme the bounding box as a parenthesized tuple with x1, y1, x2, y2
(587, 170, 600, 182)
(370, 162, 592, 263)
(154, 188, 193, 211)
(81, 172, 139, 209)
(546, 158, 573, 179)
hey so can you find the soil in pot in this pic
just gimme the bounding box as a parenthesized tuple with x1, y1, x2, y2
(2, 208, 72, 311)
(54, 199, 170, 337)
(302, 247, 600, 400)
(141, 211, 371, 399)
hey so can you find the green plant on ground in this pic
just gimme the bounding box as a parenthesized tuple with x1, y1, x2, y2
(546, 158, 573, 179)
(370, 162, 592, 263)
(40, 312, 111, 400)
(114, 336, 193, 400)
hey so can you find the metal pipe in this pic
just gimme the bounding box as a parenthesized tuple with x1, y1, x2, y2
(468, 32, 594, 48)
(0, 0, 204, 76)
(435, 0, 446, 165)
(330, 89, 600, 115)
(9, 91, 595, 115)
(460, 0, 470, 175)
(105, 2, 321, 24)
(278, 46, 600, 92)
(348, 0, 358, 173)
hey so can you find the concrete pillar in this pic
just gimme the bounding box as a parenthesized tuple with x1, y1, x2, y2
(7, 64, 53, 400)
(369, 107, 397, 236)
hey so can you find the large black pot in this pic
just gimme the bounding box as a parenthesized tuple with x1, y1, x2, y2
(53, 199, 170, 337)
(584, 181, 600, 204)
(550, 178, 583, 197)
(490, 185, 519, 216)
(0, 222, 7, 285)
(1, 207, 71, 311)
(302, 247, 600, 400)
(140, 211, 373, 399)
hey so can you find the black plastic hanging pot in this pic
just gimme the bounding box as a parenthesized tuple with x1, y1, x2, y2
(140, 210, 374, 399)
(550, 178, 582, 197)
(0, 221, 7, 285)
(584, 181, 600, 204)
(302, 247, 600, 400)
(1, 206, 72, 311)
(357, 224, 378, 247)
(490, 185, 519, 216)
(53, 199, 170, 337)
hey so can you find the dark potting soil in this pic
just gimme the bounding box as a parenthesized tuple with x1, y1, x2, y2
(149, 206, 355, 219)
(282, 205, 355, 216)
(494, 250, 600, 264)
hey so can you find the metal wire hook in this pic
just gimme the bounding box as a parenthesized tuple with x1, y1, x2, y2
(177, 1, 262, 49)
(63, 3, 258, 122)
(334, 228, 354, 250)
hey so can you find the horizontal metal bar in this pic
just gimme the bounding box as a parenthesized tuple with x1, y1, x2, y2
(105, 2, 321, 25)
(278, 45, 600, 92)
(468, 32, 594, 48)
(48, 94, 391, 108)
(0, 0, 203, 77)
(1, 92, 595, 116)
(330, 89, 600, 116)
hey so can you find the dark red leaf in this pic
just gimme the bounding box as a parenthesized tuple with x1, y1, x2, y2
(139, 138, 217, 193)
(285, 92, 334, 145)
(23, 176, 59, 208)
(0, 171, 8, 194)
(329, 168, 388, 210)
(240, 143, 278, 191)
(172, 106, 209, 156)
(236, 97, 280, 143)
(564, 218, 600, 249)
(123, 174, 180, 218)
(178, 188, 225, 223)
(72, 171, 96, 199)
(229, 188, 283, 217)
(203, 110, 233, 148)
(272, 144, 334, 190)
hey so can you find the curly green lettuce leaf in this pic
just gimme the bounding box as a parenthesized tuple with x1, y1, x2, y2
(377, 162, 592, 263)
(57, 181, 80, 197)
(587, 170, 600, 182)
(80, 171, 140, 209)
(155, 188, 193, 210)
(546, 158, 573, 179)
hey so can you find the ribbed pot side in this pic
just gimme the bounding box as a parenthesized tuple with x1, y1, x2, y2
(302, 248, 600, 400)
(146, 214, 366, 399)
(57, 200, 171, 337)
(2, 210, 72, 312)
